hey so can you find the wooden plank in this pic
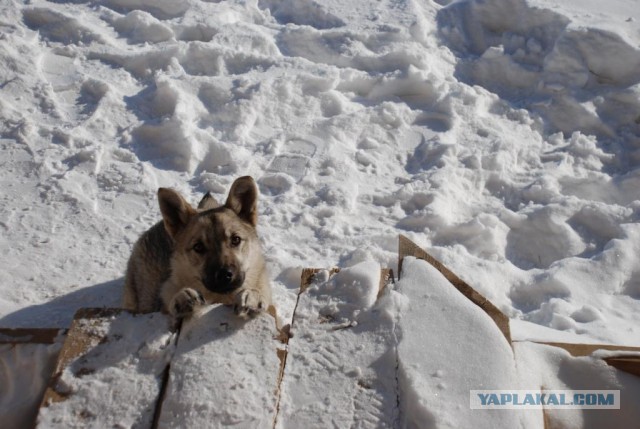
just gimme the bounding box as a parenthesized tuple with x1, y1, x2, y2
(398, 234, 511, 343)
(37, 309, 175, 428)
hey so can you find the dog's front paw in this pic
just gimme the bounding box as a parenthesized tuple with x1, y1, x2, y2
(234, 289, 267, 318)
(170, 288, 205, 320)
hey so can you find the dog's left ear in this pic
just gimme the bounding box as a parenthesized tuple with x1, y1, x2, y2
(158, 188, 197, 238)
(225, 176, 258, 226)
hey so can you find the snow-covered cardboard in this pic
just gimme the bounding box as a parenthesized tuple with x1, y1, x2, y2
(37, 308, 176, 428)
(395, 256, 528, 428)
(157, 305, 282, 428)
(399, 234, 512, 343)
(398, 235, 640, 379)
(535, 342, 640, 378)
(35, 306, 288, 428)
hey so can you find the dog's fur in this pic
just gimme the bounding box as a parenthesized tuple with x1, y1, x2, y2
(123, 176, 271, 322)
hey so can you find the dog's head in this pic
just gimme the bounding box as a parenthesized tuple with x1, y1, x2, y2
(158, 176, 261, 295)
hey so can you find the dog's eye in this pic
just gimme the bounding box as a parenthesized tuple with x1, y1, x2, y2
(192, 242, 206, 254)
(230, 235, 242, 247)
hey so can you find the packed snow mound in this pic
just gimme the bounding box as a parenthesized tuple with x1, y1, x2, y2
(302, 262, 381, 323)
(160, 306, 280, 427)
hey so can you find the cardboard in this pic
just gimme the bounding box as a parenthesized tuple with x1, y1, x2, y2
(0, 328, 65, 429)
(536, 341, 640, 357)
(536, 342, 640, 377)
(37, 308, 175, 428)
(40, 308, 124, 406)
(399, 235, 640, 379)
(399, 234, 511, 343)
(0, 328, 63, 345)
(156, 305, 282, 428)
(23, 235, 638, 428)
(603, 356, 640, 378)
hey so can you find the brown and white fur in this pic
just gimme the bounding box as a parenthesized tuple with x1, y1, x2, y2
(123, 176, 271, 324)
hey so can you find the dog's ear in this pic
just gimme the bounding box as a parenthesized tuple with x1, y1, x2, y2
(197, 192, 219, 211)
(225, 176, 258, 226)
(158, 188, 197, 237)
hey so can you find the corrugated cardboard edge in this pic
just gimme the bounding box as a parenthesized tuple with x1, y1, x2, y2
(603, 356, 640, 378)
(533, 342, 640, 378)
(535, 342, 640, 357)
(0, 328, 64, 345)
(398, 234, 512, 344)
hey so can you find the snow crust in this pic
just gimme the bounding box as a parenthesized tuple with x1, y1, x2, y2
(396, 257, 534, 428)
(37, 312, 175, 428)
(277, 262, 399, 428)
(159, 305, 281, 428)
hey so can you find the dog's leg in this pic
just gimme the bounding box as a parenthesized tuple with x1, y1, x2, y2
(234, 288, 268, 318)
(170, 288, 206, 320)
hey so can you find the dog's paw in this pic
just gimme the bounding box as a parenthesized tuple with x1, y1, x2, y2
(234, 289, 267, 318)
(170, 288, 205, 319)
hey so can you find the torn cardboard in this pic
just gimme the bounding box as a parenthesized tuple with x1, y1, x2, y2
(399, 234, 511, 343)
(399, 234, 640, 379)
(0, 328, 65, 429)
(37, 309, 175, 428)
(0, 328, 63, 345)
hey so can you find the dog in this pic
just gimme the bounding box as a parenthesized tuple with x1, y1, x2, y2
(123, 176, 271, 324)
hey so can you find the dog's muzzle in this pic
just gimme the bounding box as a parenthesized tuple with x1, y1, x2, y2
(204, 265, 244, 294)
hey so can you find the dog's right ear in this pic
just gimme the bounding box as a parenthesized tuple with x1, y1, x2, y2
(158, 188, 197, 238)
(225, 176, 258, 226)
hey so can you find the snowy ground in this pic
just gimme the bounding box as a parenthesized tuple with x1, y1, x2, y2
(1, 0, 639, 425)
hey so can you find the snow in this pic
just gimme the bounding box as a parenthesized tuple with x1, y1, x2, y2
(514, 341, 640, 428)
(277, 263, 398, 427)
(0, 0, 639, 426)
(396, 257, 533, 429)
(159, 305, 281, 427)
(37, 312, 175, 428)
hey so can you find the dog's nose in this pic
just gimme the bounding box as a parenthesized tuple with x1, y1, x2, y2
(216, 267, 234, 284)
(204, 265, 243, 293)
